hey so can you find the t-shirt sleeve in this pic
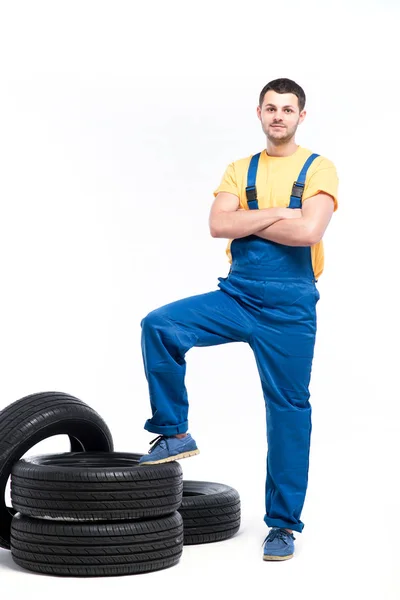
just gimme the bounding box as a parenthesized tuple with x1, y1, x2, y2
(303, 159, 339, 212)
(213, 162, 240, 198)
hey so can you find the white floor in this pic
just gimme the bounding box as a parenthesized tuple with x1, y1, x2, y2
(0, 511, 397, 600)
(1, 424, 399, 600)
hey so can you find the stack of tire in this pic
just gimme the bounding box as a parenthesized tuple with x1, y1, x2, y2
(0, 392, 241, 577)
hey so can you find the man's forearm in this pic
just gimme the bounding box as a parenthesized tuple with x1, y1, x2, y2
(210, 208, 285, 239)
(255, 218, 315, 246)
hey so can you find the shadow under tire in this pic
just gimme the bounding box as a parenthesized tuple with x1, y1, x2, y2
(11, 511, 183, 577)
(0, 391, 114, 549)
(179, 481, 241, 545)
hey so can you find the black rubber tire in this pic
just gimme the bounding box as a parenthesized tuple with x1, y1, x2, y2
(179, 481, 241, 545)
(0, 391, 114, 549)
(10, 511, 183, 577)
(11, 451, 183, 521)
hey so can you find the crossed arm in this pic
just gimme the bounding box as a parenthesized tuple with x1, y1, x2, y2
(209, 191, 335, 246)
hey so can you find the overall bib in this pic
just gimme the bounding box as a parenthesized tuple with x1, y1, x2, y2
(140, 152, 320, 533)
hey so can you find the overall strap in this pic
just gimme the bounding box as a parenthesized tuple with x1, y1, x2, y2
(245, 153, 261, 210)
(289, 153, 320, 209)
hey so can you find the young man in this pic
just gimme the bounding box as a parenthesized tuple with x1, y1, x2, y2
(139, 78, 339, 561)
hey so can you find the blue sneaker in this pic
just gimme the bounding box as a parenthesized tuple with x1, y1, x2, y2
(139, 434, 200, 465)
(263, 528, 296, 561)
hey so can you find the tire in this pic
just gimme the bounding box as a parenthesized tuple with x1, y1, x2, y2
(11, 451, 183, 521)
(10, 511, 183, 577)
(0, 391, 114, 549)
(179, 481, 241, 545)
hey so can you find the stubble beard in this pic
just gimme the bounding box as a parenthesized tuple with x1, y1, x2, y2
(263, 120, 299, 147)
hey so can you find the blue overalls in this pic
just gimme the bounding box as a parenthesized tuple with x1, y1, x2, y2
(140, 152, 320, 533)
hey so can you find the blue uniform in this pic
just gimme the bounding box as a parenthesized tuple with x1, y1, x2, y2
(140, 153, 320, 533)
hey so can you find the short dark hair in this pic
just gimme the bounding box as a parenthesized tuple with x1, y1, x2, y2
(259, 78, 306, 112)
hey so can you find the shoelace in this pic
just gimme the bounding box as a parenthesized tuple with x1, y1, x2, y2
(262, 528, 296, 547)
(147, 435, 168, 454)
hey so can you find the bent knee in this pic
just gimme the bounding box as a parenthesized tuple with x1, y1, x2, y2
(140, 308, 168, 331)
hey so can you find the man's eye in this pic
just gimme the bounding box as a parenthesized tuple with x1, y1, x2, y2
(266, 108, 292, 113)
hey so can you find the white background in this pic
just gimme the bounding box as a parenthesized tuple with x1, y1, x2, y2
(0, 0, 399, 597)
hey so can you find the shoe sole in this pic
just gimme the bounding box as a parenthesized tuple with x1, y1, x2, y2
(139, 449, 200, 465)
(263, 553, 294, 561)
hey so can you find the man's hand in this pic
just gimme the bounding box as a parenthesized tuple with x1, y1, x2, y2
(210, 193, 289, 239)
(253, 193, 335, 246)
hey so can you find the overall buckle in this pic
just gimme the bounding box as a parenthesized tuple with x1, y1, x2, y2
(245, 185, 257, 202)
(291, 181, 304, 199)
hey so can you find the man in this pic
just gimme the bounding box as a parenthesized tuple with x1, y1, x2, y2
(139, 78, 339, 561)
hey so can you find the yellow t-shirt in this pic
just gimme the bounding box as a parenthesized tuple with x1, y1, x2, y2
(213, 146, 339, 279)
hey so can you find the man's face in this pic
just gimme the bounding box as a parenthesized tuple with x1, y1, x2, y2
(257, 91, 306, 145)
